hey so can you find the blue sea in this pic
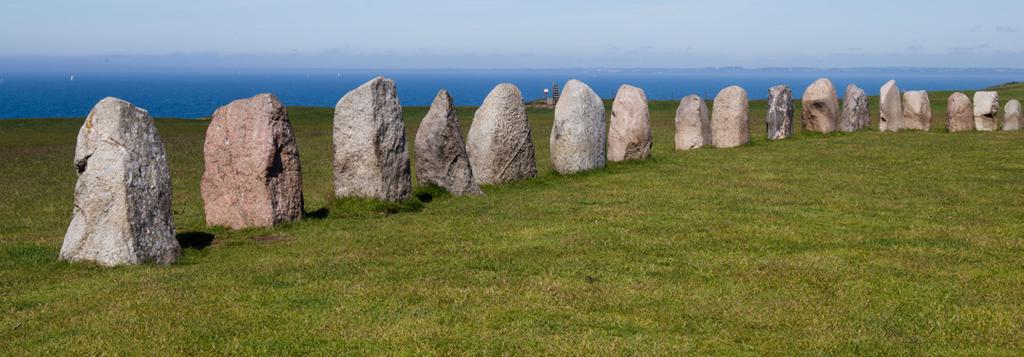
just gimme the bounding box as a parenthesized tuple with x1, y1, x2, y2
(0, 68, 1021, 119)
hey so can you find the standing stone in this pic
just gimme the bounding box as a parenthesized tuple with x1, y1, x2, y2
(801, 78, 839, 133)
(710, 86, 750, 148)
(765, 85, 793, 140)
(551, 79, 606, 174)
(902, 91, 933, 131)
(201, 94, 303, 229)
(840, 84, 870, 132)
(466, 84, 537, 185)
(973, 91, 999, 131)
(674, 95, 711, 150)
(607, 84, 652, 162)
(333, 76, 412, 201)
(414, 90, 482, 195)
(946, 92, 974, 132)
(879, 80, 904, 132)
(61, 97, 179, 266)
(1004, 100, 1022, 131)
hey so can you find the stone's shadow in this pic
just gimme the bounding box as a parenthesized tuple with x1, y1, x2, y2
(305, 207, 329, 220)
(177, 231, 215, 250)
(415, 191, 434, 203)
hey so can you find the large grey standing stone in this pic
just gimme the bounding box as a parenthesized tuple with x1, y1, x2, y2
(710, 86, 750, 148)
(674, 95, 711, 150)
(879, 80, 904, 132)
(465, 84, 537, 185)
(1004, 100, 1022, 131)
(946, 92, 974, 132)
(840, 84, 870, 132)
(414, 90, 482, 195)
(765, 85, 793, 140)
(551, 79, 606, 174)
(607, 84, 652, 162)
(61, 97, 179, 266)
(973, 91, 999, 131)
(901, 90, 932, 131)
(333, 77, 412, 201)
(801, 78, 839, 133)
(201, 94, 303, 230)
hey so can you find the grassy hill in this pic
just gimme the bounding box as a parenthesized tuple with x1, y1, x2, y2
(1, 84, 1023, 354)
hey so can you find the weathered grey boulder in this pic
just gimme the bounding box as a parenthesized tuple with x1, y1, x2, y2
(902, 90, 932, 131)
(333, 77, 412, 201)
(879, 80, 903, 132)
(202, 94, 304, 229)
(946, 92, 973, 132)
(1004, 100, 1022, 131)
(973, 91, 999, 131)
(801, 78, 839, 133)
(765, 85, 793, 140)
(840, 84, 870, 132)
(414, 90, 482, 195)
(61, 97, 179, 266)
(551, 79, 606, 174)
(466, 83, 537, 185)
(674, 95, 711, 150)
(710, 86, 749, 148)
(607, 84, 652, 162)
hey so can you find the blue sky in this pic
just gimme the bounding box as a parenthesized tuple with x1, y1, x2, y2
(2, 0, 1023, 68)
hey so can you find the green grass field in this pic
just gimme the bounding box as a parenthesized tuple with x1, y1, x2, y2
(2, 83, 1024, 354)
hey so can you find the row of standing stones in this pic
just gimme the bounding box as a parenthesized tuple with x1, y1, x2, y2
(59, 77, 1022, 266)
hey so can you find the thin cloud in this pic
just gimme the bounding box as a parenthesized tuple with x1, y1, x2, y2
(996, 25, 1019, 33)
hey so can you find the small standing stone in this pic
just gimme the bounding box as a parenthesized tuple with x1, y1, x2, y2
(946, 92, 974, 132)
(465, 83, 537, 185)
(202, 93, 304, 229)
(765, 85, 793, 140)
(1004, 100, 1022, 131)
(839, 84, 870, 132)
(901, 90, 932, 131)
(801, 78, 839, 133)
(61, 97, 180, 266)
(674, 95, 711, 150)
(333, 77, 412, 201)
(551, 79, 606, 174)
(414, 90, 483, 195)
(607, 84, 652, 162)
(973, 91, 999, 131)
(710, 86, 749, 148)
(879, 80, 903, 132)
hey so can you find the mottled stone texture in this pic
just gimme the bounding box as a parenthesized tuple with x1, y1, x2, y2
(607, 85, 652, 162)
(973, 91, 999, 131)
(765, 85, 793, 140)
(1004, 100, 1022, 131)
(61, 97, 180, 266)
(201, 94, 303, 229)
(674, 95, 711, 150)
(879, 80, 903, 132)
(333, 77, 412, 201)
(946, 92, 974, 132)
(902, 91, 933, 131)
(840, 84, 870, 132)
(466, 83, 537, 185)
(414, 90, 482, 195)
(710, 86, 749, 148)
(551, 79, 606, 174)
(801, 78, 839, 133)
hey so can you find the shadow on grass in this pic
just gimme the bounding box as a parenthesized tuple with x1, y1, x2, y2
(321, 184, 451, 218)
(176, 231, 215, 250)
(305, 207, 330, 220)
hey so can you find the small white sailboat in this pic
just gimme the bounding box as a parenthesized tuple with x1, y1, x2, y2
(70, 74, 75, 81)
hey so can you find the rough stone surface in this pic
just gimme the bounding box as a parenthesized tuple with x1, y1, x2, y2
(765, 85, 793, 140)
(466, 84, 537, 185)
(946, 92, 973, 132)
(674, 95, 711, 150)
(973, 91, 1000, 131)
(201, 94, 304, 229)
(61, 97, 180, 266)
(901, 91, 933, 131)
(840, 84, 870, 132)
(710, 86, 750, 148)
(879, 80, 904, 132)
(1004, 100, 1022, 131)
(551, 79, 606, 174)
(607, 85, 652, 162)
(333, 77, 412, 201)
(414, 90, 483, 195)
(801, 78, 840, 133)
